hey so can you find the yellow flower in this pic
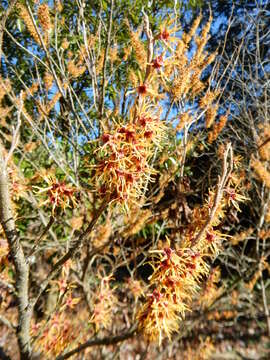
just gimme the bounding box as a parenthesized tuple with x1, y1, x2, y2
(89, 274, 117, 331)
(93, 105, 166, 209)
(34, 175, 77, 215)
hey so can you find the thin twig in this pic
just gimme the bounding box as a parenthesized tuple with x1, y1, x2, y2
(4, 93, 22, 167)
(192, 143, 233, 246)
(28, 215, 55, 259)
(142, 9, 154, 83)
(55, 326, 137, 360)
(99, 0, 114, 120)
(0, 0, 18, 68)
(0, 315, 16, 331)
(31, 196, 110, 308)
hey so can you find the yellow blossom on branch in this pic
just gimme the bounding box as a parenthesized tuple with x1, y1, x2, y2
(34, 175, 77, 215)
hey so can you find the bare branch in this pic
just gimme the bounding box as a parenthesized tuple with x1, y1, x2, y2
(31, 195, 110, 308)
(0, 314, 16, 330)
(192, 143, 233, 246)
(55, 326, 137, 360)
(4, 93, 22, 167)
(99, 0, 114, 120)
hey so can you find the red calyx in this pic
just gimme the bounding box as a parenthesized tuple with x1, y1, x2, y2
(164, 247, 173, 259)
(118, 127, 136, 142)
(125, 173, 134, 183)
(206, 232, 215, 243)
(115, 169, 125, 177)
(152, 289, 162, 302)
(159, 30, 170, 41)
(138, 84, 147, 95)
(152, 55, 163, 69)
(125, 130, 136, 142)
(102, 133, 110, 143)
(144, 130, 153, 139)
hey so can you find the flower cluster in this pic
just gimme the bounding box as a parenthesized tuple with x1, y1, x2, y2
(94, 107, 166, 208)
(251, 157, 270, 189)
(126, 278, 144, 300)
(91, 216, 112, 248)
(32, 261, 81, 357)
(245, 257, 268, 291)
(32, 312, 77, 357)
(137, 157, 246, 343)
(7, 162, 28, 201)
(208, 114, 228, 143)
(18, 4, 41, 45)
(230, 227, 254, 246)
(34, 175, 77, 215)
(207, 310, 238, 321)
(137, 246, 208, 344)
(89, 275, 118, 331)
(199, 267, 223, 309)
(183, 337, 215, 360)
(37, 4, 52, 34)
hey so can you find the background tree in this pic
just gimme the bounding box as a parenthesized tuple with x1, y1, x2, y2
(0, 1, 269, 359)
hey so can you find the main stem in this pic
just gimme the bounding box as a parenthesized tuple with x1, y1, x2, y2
(0, 149, 31, 359)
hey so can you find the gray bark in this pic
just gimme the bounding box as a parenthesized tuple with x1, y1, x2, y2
(0, 147, 31, 359)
